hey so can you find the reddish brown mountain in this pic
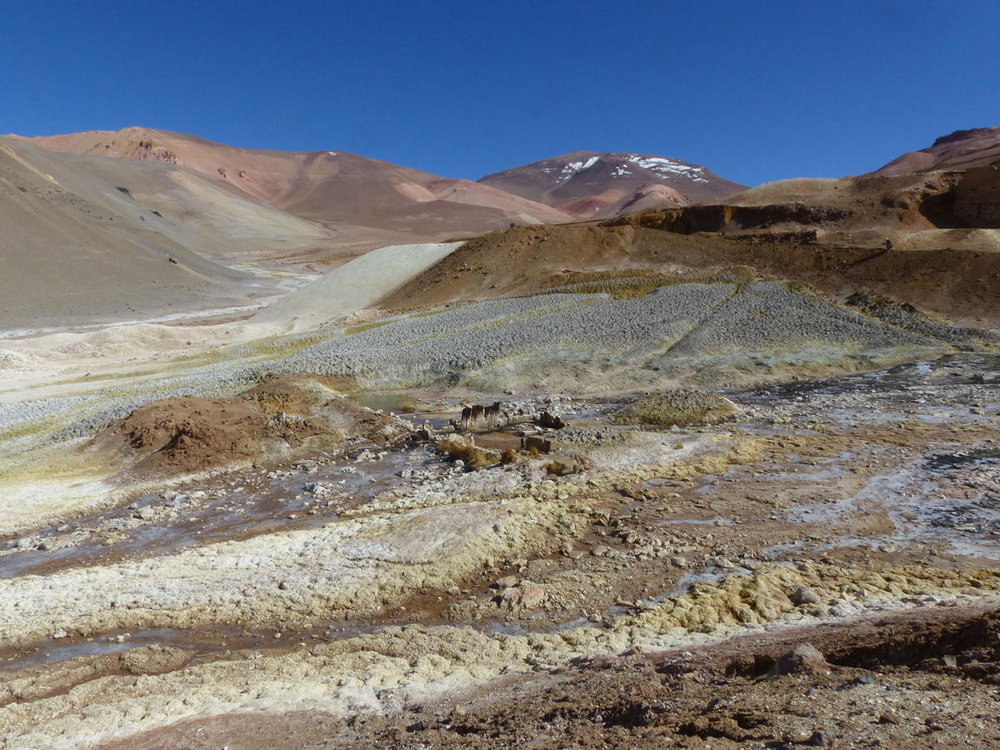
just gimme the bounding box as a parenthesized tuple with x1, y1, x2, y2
(17, 127, 575, 238)
(477, 150, 746, 218)
(873, 126, 1000, 176)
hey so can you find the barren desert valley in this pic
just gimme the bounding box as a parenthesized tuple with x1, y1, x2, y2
(0, 123, 999, 749)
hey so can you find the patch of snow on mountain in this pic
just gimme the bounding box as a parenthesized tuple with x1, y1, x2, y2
(627, 155, 708, 183)
(560, 155, 600, 177)
(611, 164, 633, 177)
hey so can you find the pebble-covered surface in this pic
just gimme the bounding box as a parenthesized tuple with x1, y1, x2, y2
(268, 285, 734, 382)
(0, 281, 983, 453)
(667, 281, 930, 355)
(848, 292, 1000, 348)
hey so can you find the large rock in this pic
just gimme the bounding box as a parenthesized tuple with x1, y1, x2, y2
(775, 643, 828, 675)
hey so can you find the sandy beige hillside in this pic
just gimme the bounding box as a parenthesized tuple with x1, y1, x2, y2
(19, 127, 576, 238)
(0, 137, 300, 331)
(64, 149, 415, 269)
(63, 152, 332, 259)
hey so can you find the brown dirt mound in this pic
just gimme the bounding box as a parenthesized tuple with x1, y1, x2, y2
(100, 396, 280, 475)
(89, 374, 409, 477)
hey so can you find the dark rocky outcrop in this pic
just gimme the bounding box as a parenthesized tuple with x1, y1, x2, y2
(953, 162, 1000, 227)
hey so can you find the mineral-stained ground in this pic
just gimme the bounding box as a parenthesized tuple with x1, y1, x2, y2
(4, 117, 1000, 748)
(2, 182, 1000, 746)
(1, 340, 997, 748)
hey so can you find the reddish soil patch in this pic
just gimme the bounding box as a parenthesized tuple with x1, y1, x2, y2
(88, 374, 408, 477)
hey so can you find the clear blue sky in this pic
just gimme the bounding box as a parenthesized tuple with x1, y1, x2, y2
(2, 1, 997, 186)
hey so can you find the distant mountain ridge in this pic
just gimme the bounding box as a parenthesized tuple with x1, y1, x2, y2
(17, 129, 748, 227)
(15, 127, 577, 237)
(478, 150, 747, 218)
(873, 126, 1000, 176)
(5, 122, 1000, 332)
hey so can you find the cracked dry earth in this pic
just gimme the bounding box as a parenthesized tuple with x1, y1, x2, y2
(1, 355, 999, 748)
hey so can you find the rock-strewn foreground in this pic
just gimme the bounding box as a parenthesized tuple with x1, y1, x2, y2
(1, 139, 999, 747)
(1, 274, 998, 748)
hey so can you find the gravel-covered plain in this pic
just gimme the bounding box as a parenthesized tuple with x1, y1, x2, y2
(264, 280, 964, 389)
(0, 280, 981, 453)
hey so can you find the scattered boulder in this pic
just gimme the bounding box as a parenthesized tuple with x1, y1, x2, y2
(435, 436, 501, 470)
(411, 420, 438, 442)
(544, 460, 577, 476)
(839, 673, 876, 689)
(522, 435, 553, 454)
(775, 643, 827, 675)
(118, 646, 190, 675)
(537, 411, 566, 429)
(499, 581, 547, 610)
(790, 586, 821, 605)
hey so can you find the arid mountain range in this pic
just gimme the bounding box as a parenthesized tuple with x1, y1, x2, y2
(16, 128, 746, 234)
(17, 127, 575, 239)
(2, 124, 998, 331)
(0, 126, 749, 329)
